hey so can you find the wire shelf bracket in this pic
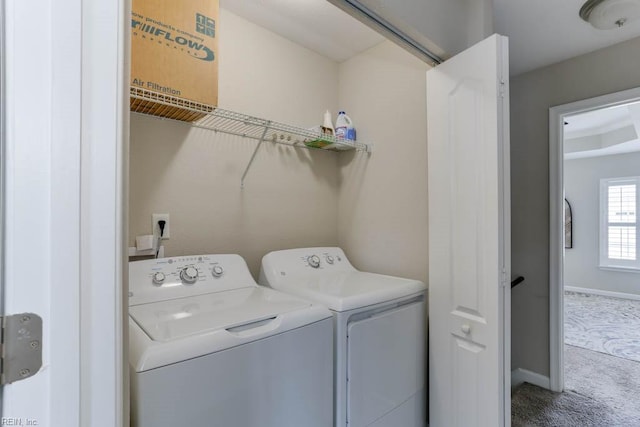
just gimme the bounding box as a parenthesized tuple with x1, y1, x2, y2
(241, 125, 270, 189)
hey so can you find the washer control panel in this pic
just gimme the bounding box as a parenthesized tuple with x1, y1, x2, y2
(301, 251, 344, 270)
(260, 247, 355, 286)
(147, 255, 221, 286)
(129, 254, 255, 306)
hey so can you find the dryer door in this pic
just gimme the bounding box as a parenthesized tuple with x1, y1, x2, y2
(347, 300, 426, 427)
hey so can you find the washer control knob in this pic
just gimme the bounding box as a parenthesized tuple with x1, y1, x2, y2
(212, 265, 224, 278)
(152, 272, 166, 285)
(307, 255, 321, 268)
(180, 266, 199, 284)
(326, 255, 334, 264)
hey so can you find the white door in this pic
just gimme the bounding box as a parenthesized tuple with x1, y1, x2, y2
(2, 0, 127, 426)
(427, 34, 511, 427)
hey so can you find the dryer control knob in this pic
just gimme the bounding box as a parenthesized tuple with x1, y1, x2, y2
(180, 266, 199, 284)
(152, 272, 166, 285)
(212, 265, 224, 278)
(325, 255, 334, 264)
(307, 255, 321, 268)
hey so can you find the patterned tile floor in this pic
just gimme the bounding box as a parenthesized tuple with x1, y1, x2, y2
(564, 291, 640, 363)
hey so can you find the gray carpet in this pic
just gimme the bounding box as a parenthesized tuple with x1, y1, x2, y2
(564, 291, 640, 362)
(512, 345, 640, 426)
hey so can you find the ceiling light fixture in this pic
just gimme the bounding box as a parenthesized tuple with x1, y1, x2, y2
(580, 0, 640, 29)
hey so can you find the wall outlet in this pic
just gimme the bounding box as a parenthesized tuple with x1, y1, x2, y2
(152, 213, 170, 239)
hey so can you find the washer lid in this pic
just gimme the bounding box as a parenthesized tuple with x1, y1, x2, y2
(130, 286, 311, 342)
(267, 271, 426, 312)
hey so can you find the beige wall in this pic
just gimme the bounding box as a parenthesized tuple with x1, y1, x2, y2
(511, 36, 640, 376)
(337, 41, 430, 284)
(130, 9, 430, 284)
(129, 9, 340, 277)
(216, 10, 338, 125)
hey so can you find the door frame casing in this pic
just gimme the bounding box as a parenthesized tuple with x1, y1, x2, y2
(80, 0, 129, 425)
(0, 0, 5, 413)
(498, 36, 512, 424)
(548, 86, 640, 392)
(2, 0, 127, 425)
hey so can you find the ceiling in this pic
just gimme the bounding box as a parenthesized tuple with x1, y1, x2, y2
(220, 0, 385, 62)
(221, 0, 640, 75)
(564, 100, 640, 159)
(493, 0, 640, 75)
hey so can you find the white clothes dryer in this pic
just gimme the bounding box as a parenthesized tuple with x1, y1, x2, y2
(129, 254, 334, 427)
(259, 247, 427, 427)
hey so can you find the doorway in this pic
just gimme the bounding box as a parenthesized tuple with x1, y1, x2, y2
(548, 88, 640, 422)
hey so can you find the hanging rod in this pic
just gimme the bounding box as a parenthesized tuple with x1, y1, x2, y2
(327, 0, 444, 66)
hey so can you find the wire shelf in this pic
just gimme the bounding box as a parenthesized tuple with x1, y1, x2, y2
(130, 87, 372, 186)
(130, 87, 372, 153)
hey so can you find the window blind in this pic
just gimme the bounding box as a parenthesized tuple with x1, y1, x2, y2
(607, 184, 636, 260)
(600, 177, 640, 269)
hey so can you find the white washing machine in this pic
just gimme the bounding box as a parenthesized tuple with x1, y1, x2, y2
(259, 247, 427, 427)
(129, 254, 334, 427)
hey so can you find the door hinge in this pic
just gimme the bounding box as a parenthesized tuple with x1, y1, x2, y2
(501, 269, 508, 288)
(499, 79, 506, 98)
(0, 313, 43, 385)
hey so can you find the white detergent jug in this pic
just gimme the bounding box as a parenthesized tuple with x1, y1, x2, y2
(335, 111, 356, 141)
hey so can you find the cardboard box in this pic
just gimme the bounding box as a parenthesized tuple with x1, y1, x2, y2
(130, 0, 218, 121)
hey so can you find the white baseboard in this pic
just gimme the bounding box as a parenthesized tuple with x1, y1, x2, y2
(565, 286, 640, 301)
(511, 368, 551, 390)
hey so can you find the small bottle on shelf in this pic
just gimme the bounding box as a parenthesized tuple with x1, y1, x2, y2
(322, 110, 334, 136)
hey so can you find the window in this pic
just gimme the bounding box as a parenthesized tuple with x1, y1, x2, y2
(600, 177, 640, 270)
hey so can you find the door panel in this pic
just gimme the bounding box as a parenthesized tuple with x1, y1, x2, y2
(451, 337, 483, 426)
(427, 34, 510, 427)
